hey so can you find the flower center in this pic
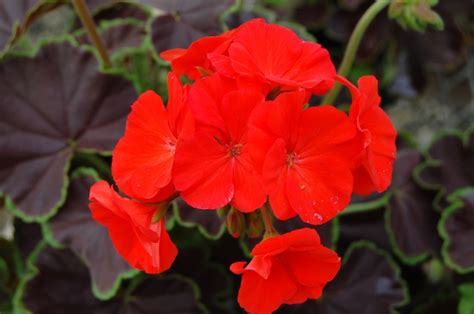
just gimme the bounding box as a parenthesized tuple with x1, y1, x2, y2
(287, 151, 298, 168)
(229, 144, 243, 157)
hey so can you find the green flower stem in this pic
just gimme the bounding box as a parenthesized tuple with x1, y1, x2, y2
(72, 0, 112, 68)
(322, 0, 390, 105)
(339, 192, 391, 216)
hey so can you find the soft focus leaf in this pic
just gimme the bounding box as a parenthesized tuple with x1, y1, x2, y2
(144, 0, 235, 53)
(415, 129, 474, 209)
(0, 0, 40, 54)
(0, 41, 136, 221)
(439, 187, 474, 273)
(173, 198, 225, 240)
(18, 243, 205, 313)
(43, 168, 137, 299)
(336, 205, 392, 253)
(77, 20, 146, 57)
(386, 149, 441, 264)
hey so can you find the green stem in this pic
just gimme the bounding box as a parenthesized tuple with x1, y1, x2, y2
(322, 0, 390, 105)
(75, 152, 112, 180)
(72, 0, 112, 68)
(339, 192, 391, 216)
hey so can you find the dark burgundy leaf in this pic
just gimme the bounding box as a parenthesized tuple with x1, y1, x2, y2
(277, 242, 408, 314)
(326, 5, 390, 61)
(412, 295, 458, 314)
(386, 149, 441, 264)
(20, 245, 204, 314)
(439, 188, 474, 272)
(0, 0, 38, 53)
(92, 2, 149, 22)
(0, 41, 136, 221)
(338, 0, 369, 10)
(84, 0, 118, 13)
(171, 246, 235, 313)
(174, 198, 225, 239)
(293, 0, 330, 30)
(14, 220, 42, 261)
(77, 21, 146, 55)
(337, 207, 392, 253)
(416, 131, 474, 205)
(224, 10, 264, 29)
(397, 9, 466, 72)
(45, 169, 135, 299)
(144, 0, 235, 53)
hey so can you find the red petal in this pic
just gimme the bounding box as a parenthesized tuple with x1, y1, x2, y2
(161, 34, 231, 80)
(229, 19, 302, 80)
(352, 165, 377, 195)
(286, 154, 353, 225)
(269, 42, 335, 94)
(112, 91, 176, 201)
(237, 259, 297, 314)
(89, 181, 177, 274)
(283, 247, 341, 287)
(159, 48, 186, 62)
(187, 73, 236, 131)
(208, 52, 235, 77)
(173, 131, 234, 209)
(166, 72, 194, 140)
(221, 90, 264, 142)
(263, 139, 297, 220)
(231, 149, 266, 213)
(252, 228, 321, 257)
(295, 105, 356, 155)
(230, 261, 247, 274)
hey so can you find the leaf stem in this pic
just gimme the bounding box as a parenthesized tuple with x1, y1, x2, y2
(72, 0, 111, 68)
(322, 0, 390, 105)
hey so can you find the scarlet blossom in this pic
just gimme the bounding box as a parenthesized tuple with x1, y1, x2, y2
(89, 180, 177, 274)
(337, 75, 397, 195)
(231, 228, 341, 314)
(250, 90, 356, 224)
(160, 30, 235, 80)
(209, 18, 336, 95)
(112, 72, 194, 203)
(173, 73, 267, 212)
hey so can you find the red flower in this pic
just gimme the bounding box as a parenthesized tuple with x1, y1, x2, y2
(89, 181, 177, 274)
(112, 73, 194, 202)
(337, 75, 397, 195)
(173, 73, 267, 212)
(250, 90, 356, 224)
(160, 30, 235, 80)
(209, 19, 336, 95)
(231, 228, 341, 314)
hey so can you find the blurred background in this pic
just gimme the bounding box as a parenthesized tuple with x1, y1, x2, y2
(0, 0, 473, 313)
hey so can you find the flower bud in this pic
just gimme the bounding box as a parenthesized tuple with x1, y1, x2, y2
(389, 0, 444, 32)
(151, 202, 169, 224)
(246, 211, 264, 239)
(225, 208, 245, 238)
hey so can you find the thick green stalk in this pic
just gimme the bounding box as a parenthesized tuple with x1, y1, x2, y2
(322, 0, 390, 105)
(72, 0, 111, 68)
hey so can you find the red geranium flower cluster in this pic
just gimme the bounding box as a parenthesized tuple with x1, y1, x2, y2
(89, 18, 396, 313)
